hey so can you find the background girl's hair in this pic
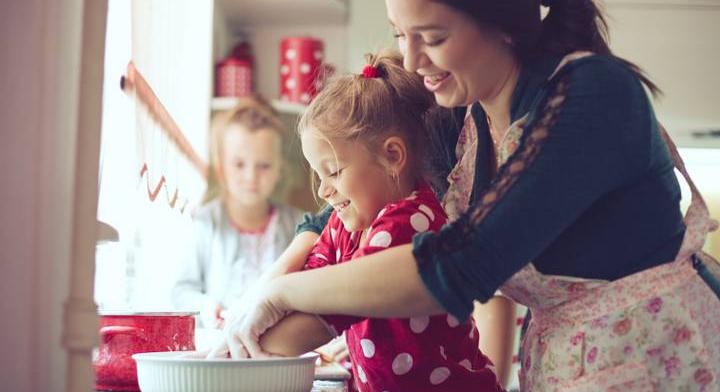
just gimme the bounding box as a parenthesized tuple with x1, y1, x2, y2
(298, 50, 437, 182)
(434, 0, 660, 96)
(204, 94, 288, 203)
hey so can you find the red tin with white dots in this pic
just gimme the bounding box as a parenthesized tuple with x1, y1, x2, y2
(215, 41, 254, 97)
(279, 37, 325, 105)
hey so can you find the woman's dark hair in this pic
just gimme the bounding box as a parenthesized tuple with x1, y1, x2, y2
(434, 0, 661, 96)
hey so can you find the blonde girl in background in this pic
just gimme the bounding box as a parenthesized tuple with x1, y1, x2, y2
(172, 95, 304, 328)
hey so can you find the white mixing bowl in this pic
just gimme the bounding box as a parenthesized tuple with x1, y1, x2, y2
(132, 351, 319, 392)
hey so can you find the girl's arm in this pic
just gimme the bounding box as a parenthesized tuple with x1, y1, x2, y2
(473, 297, 516, 388)
(258, 231, 319, 282)
(254, 206, 333, 283)
(259, 312, 333, 357)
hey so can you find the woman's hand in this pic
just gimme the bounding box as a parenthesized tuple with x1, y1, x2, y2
(207, 232, 319, 359)
(209, 280, 290, 359)
(201, 301, 226, 330)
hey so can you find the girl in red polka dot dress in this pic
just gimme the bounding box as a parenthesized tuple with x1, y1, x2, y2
(256, 52, 504, 392)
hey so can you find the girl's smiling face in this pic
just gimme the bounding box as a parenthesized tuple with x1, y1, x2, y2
(386, 0, 516, 107)
(301, 132, 399, 232)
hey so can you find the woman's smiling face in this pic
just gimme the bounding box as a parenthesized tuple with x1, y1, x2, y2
(385, 0, 516, 108)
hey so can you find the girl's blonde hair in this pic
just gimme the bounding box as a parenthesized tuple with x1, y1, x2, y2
(297, 50, 436, 181)
(204, 94, 288, 203)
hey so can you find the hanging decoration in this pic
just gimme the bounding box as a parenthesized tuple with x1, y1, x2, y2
(120, 62, 208, 212)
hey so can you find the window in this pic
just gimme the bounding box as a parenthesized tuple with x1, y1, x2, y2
(95, 0, 214, 311)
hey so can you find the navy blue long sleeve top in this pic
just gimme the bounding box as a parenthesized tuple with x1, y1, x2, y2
(298, 54, 686, 321)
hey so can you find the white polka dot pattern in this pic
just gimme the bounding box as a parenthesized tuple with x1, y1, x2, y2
(410, 212, 430, 233)
(360, 339, 376, 358)
(459, 359, 472, 370)
(369, 231, 392, 248)
(300, 63, 311, 74)
(285, 78, 296, 89)
(280, 64, 290, 75)
(430, 367, 451, 385)
(377, 208, 387, 219)
(285, 49, 297, 60)
(357, 365, 367, 383)
(392, 353, 413, 375)
(418, 204, 435, 221)
(409, 316, 430, 334)
(439, 345, 447, 360)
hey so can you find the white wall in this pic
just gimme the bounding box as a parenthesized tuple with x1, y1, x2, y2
(347, 0, 395, 73)
(604, 2, 720, 136)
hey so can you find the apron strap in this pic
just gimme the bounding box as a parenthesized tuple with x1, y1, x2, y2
(658, 123, 712, 219)
(658, 123, 719, 260)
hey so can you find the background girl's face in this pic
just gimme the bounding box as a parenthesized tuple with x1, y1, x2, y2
(386, 0, 516, 107)
(221, 125, 282, 207)
(301, 132, 397, 232)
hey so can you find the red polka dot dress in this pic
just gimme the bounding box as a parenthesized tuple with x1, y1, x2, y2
(305, 183, 504, 392)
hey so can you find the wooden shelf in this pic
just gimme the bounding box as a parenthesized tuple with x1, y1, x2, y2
(211, 97, 306, 116)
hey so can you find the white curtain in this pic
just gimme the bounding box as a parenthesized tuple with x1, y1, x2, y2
(96, 0, 213, 311)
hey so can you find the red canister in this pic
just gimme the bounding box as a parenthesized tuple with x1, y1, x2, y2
(279, 37, 325, 104)
(92, 312, 197, 391)
(216, 41, 254, 97)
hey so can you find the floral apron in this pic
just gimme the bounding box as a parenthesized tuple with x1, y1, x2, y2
(495, 54, 720, 391)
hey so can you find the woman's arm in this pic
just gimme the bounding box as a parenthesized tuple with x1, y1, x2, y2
(274, 244, 445, 319)
(259, 312, 333, 357)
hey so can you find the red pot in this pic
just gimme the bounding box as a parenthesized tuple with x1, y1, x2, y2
(92, 312, 197, 391)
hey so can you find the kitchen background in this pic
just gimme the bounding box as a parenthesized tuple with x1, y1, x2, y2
(1, 1, 719, 391)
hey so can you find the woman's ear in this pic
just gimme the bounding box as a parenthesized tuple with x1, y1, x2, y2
(380, 136, 408, 175)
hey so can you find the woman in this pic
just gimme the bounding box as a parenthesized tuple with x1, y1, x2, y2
(220, 0, 720, 390)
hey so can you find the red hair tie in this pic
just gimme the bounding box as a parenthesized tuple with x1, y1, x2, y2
(361, 64, 381, 79)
